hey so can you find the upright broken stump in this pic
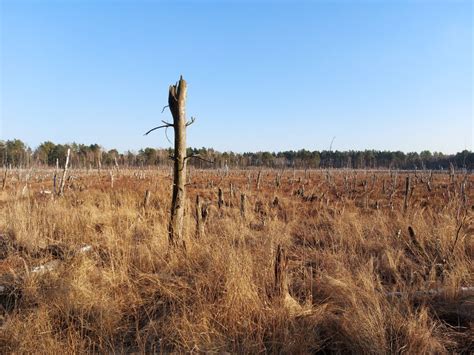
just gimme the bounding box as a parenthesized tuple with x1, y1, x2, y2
(274, 244, 302, 314)
(195, 195, 208, 239)
(240, 193, 246, 218)
(274, 244, 289, 297)
(2, 168, 7, 190)
(256, 170, 262, 190)
(145, 76, 199, 248)
(168, 77, 188, 247)
(58, 148, 70, 197)
(403, 175, 410, 212)
(218, 188, 224, 209)
(143, 190, 151, 209)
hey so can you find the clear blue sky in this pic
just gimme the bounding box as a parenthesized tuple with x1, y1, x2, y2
(0, 0, 472, 154)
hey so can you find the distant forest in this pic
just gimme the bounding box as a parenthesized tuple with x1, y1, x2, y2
(1, 139, 473, 170)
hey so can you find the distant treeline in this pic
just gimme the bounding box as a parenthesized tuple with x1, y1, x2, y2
(1, 139, 473, 170)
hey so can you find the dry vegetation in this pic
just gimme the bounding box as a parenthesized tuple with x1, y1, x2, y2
(0, 167, 472, 353)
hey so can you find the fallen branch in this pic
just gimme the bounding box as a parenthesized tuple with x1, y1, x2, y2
(385, 287, 474, 323)
(385, 286, 474, 299)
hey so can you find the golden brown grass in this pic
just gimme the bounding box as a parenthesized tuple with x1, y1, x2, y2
(0, 168, 472, 353)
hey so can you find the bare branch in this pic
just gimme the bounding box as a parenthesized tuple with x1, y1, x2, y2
(162, 120, 173, 126)
(161, 105, 169, 113)
(144, 123, 173, 136)
(186, 116, 196, 127)
(451, 213, 468, 254)
(329, 136, 336, 152)
(185, 154, 214, 164)
(165, 127, 172, 144)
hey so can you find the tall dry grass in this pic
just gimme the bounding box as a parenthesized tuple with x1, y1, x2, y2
(0, 168, 472, 353)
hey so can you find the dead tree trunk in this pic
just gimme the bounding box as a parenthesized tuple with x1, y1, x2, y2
(449, 163, 455, 183)
(2, 168, 7, 190)
(143, 190, 151, 209)
(97, 154, 102, 175)
(168, 76, 188, 247)
(145, 76, 198, 247)
(53, 158, 59, 194)
(274, 244, 289, 297)
(240, 193, 246, 218)
(58, 148, 70, 197)
(403, 175, 410, 212)
(218, 188, 224, 209)
(195, 195, 207, 238)
(109, 170, 114, 189)
(275, 173, 281, 188)
(256, 170, 262, 190)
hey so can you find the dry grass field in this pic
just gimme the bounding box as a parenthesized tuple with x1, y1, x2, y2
(0, 168, 472, 353)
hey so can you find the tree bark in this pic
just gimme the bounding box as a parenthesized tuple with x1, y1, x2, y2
(168, 76, 188, 247)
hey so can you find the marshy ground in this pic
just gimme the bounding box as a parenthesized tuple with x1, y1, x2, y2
(0, 168, 472, 353)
